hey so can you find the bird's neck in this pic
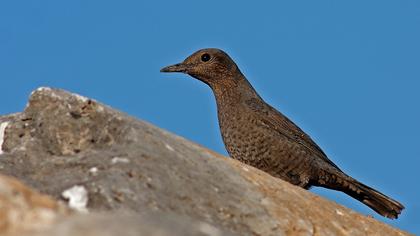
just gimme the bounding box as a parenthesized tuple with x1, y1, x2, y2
(211, 76, 261, 110)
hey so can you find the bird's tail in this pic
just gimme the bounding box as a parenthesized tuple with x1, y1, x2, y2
(316, 171, 404, 219)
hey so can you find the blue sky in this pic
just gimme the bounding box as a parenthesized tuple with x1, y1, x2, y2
(1, 1, 419, 233)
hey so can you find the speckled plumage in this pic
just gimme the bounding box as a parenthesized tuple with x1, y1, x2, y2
(161, 48, 404, 219)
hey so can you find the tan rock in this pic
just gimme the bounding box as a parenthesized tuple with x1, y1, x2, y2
(0, 174, 69, 236)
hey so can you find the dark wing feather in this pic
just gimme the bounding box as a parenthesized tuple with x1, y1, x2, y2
(245, 98, 341, 171)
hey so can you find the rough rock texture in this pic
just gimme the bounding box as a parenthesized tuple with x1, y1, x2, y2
(0, 87, 411, 236)
(0, 174, 69, 236)
(30, 212, 232, 236)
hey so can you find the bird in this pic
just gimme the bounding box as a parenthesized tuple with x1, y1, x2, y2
(160, 48, 404, 219)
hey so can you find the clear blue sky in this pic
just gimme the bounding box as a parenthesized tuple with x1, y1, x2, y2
(1, 1, 419, 233)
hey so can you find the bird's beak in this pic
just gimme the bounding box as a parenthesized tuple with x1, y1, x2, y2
(160, 63, 189, 73)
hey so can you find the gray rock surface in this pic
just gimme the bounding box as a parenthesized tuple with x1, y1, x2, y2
(30, 212, 231, 236)
(0, 87, 411, 236)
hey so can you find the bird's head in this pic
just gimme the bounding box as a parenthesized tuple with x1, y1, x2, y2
(160, 48, 242, 86)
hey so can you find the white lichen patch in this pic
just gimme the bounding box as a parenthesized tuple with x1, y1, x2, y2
(37, 86, 52, 91)
(165, 143, 175, 152)
(32, 87, 60, 99)
(89, 167, 98, 175)
(0, 121, 9, 155)
(71, 93, 89, 103)
(111, 157, 130, 164)
(32, 87, 62, 99)
(31, 87, 52, 95)
(61, 185, 89, 213)
(335, 209, 344, 216)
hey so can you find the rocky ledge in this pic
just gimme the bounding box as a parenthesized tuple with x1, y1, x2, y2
(0, 88, 411, 236)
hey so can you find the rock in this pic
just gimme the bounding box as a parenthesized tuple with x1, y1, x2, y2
(0, 174, 69, 236)
(0, 175, 229, 236)
(0, 87, 411, 236)
(30, 211, 232, 236)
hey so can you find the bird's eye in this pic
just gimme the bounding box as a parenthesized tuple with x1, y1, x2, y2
(201, 53, 211, 62)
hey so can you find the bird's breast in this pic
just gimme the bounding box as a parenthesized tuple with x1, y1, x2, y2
(217, 106, 277, 166)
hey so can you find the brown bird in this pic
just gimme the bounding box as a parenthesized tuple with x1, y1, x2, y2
(160, 48, 404, 219)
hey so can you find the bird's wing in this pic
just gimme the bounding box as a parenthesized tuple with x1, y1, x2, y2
(245, 98, 342, 171)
